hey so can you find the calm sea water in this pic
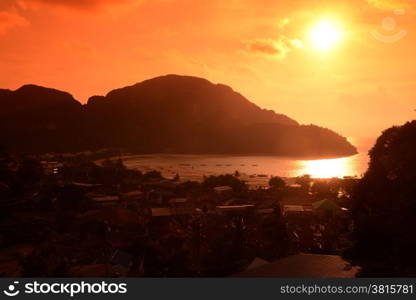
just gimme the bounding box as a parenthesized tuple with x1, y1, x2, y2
(122, 152, 370, 184)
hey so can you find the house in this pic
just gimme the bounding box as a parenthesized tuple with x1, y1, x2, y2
(0, 260, 21, 277)
(256, 208, 276, 215)
(282, 205, 313, 215)
(168, 198, 188, 205)
(72, 182, 103, 188)
(232, 254, 358, 277)
(0, 182, 10, 192)
(246, 257, 270, 270)
(69, 264, 115, 277)
(151, 206, 195, 217)
(88, 194, 120, 206)
(312, 199, 346, 213)
(216, 205, 255, 216)
(213, 186, 233, 194)
(151, 207, 172, 217)
(146, 189, 176, 205)
(40, 161, 63, 175)
(111, 250, 133, 276)
(122, 190, 143, 200)
(79, 207, 142, 227)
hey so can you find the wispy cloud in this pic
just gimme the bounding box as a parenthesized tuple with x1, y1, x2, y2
(62, 40, 99, 59)
(244, 36, 303, 59)
(0, 10, 28, 34)
(278, 17, 290, 29)
(366, 0, 411, 10)
(15, 0, 136, 11)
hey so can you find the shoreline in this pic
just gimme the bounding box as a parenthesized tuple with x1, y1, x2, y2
(96, 152, 366, 183)
(96, 151, 360, 164)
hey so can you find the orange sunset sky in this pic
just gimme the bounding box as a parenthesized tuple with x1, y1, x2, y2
(0, 0, 415, 149)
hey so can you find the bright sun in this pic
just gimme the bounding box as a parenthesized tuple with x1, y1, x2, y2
(309, 20, 343, 51)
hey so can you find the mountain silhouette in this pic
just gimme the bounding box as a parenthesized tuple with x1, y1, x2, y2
(0, 75, 357, 157)
(0, 85, 85, 153)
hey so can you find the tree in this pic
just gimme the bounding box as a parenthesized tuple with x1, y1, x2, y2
(202, 174, 247, 192)
(57, 185, 91, 212)
(17, 158, 44, 186)
(143, 170, 163, 180)
(295, 174, 311, 190)
(345, 121, 416, 276)
(0, 144, 7, 157)
(268, 176, 285, 189)
(311, 180, 339, 199)
(173, 173, 180, 182)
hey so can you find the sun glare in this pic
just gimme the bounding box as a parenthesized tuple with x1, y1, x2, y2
(299, 157, 354, 178)
(309, 20, 343, 51)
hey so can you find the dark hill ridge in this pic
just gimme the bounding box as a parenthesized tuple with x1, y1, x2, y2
(99, 75, 298, 127)
(0, 75, 357, 157)
(0, 85, 85, 153)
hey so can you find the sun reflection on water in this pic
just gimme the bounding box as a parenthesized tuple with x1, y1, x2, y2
(297, 156, 357, 178)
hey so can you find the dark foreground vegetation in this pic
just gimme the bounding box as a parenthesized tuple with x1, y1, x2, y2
(344, 121, 416, 277)
(1, 120, 415, 277)
(0, 150, 355, 277)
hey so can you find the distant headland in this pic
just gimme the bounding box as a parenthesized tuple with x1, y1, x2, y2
(0, 75, 357, 157)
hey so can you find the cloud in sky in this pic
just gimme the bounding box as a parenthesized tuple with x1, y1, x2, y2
(278, 17, 290, 29)
(15, 0, 136, 10)
(244, 36, 303, 59)
(366, 0, 411, 10)
(0, 10, 28, 34)
(62, 40, 98, 59)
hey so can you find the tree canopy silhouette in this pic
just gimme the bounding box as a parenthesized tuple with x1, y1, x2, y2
(346, 121, 416, 276)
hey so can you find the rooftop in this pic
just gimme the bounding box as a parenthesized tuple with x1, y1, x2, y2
(233, 254, 358, 278)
